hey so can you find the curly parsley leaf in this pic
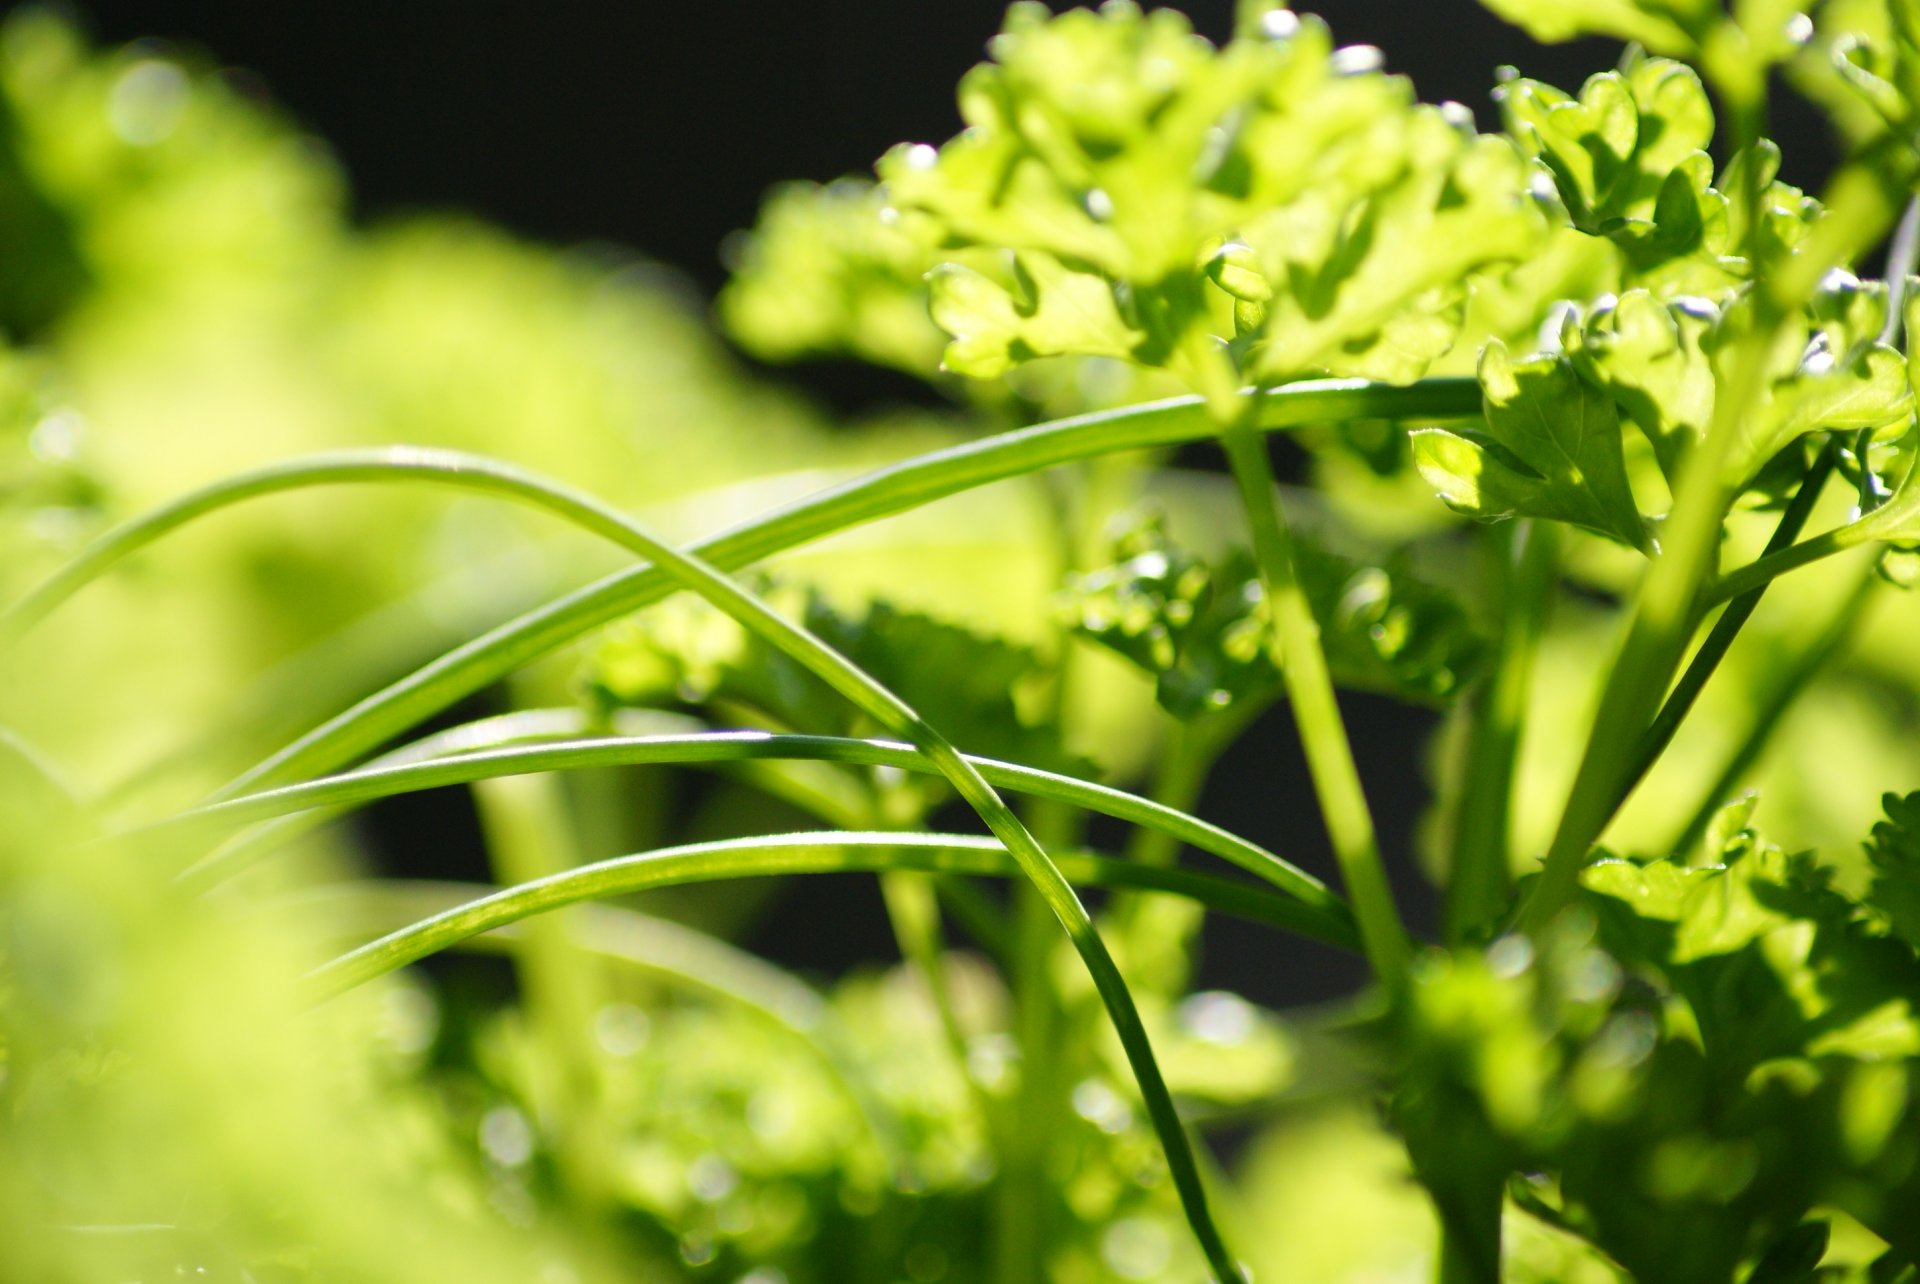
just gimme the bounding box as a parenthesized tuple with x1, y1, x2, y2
(927, 252, 1144, 379)
(874, 2, 1544, 406)
(1866, 790, 1920, 953)
(1414, 342, 1651, 550)
(1398, 801, 1920, 1283)
(586, 585, 1078, 774)
(1059, 509, 1486, 718)
(718, 178, 951, 379)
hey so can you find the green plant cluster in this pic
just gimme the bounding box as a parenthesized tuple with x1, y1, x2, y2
(14, 1, 1920, 1282)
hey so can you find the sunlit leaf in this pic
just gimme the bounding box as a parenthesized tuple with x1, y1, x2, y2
(1059, 509, 1486, 717)
(1413, 342, 1650, 549)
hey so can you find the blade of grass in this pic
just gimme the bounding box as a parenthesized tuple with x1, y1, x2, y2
(165, 731, 1348, 934)
(0, 379, 1478, 795)
(198, 448, 1249, 1279)
(311, 831, 1354, 993)
(181, 708, 698, 888)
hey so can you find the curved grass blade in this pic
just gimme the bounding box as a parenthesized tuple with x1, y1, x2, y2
(0, 380, 1477, 790)
(181, 708, 697, 888)
(310, 831, 1344, 994)
(170, 731, 1351, 934)
(89, 443, 1250, 1278)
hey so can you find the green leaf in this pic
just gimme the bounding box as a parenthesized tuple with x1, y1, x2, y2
(1477, 0, 1717, 54)
(1572, 290, 1717, 484)
(1059, 508, 1486, 717)
(1865, 790, 1920, 953)
(926, 253, 1143, 379)
(1413, 342, 1651, 550)
(717, 178, 951, 379)
(588, 583, 1081, 775)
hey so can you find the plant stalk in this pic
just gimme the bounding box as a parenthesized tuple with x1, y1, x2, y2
(1220, 424, 1411, 986)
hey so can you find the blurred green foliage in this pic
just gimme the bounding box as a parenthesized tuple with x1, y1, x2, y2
(11, 2, 1920, 1282)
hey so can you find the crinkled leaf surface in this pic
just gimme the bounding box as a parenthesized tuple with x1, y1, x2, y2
(1059, 510, 1486, 718)
(1397, 801, 1920, 1283)
(927, 253, 1143, 379)
(587, 585, 1079, 774)
(875, 2, 1544, 399)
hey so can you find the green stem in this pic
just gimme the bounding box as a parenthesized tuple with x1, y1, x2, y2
(1623, 444, 1836, 802)
(470, 773, 612, 1205)
(1445, 520, 1554, 944)
(0, 379, 1479, 793)
(161, 731, 1352, 943)
(1671, 567, 1880, 855)
(312, 831, 1339, 990)
(1113, 711, 1243, 995)
(1516, 153, 1899, 936)
(1221, 425, 1411, 986)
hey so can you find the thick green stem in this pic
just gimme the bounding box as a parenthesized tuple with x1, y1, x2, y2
(1623, 445, 1836, 803)
(1516, 153, 1899, 935)
(1672, 567, 1879, 854)
(1113, 713, 1240, 996)
(1220, 425, 1410, 986)
(471, 773, 613, 1205)
(1445, 521, 1554, 944)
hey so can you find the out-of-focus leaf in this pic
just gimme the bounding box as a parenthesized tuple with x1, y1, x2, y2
(1414, 343, 1650, 550)
(717, 178, 950, 379)
(1866, 790, 1920, 952)
(927, 252, 1144, 379)
(587, 584, 1080, 775)
(1059, 509, 1486, 718)
(1477, 0, 1716, 55)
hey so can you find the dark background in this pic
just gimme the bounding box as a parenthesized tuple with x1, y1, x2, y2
(62, 1, 1841, 1004)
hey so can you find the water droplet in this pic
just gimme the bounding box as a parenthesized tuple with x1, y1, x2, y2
(593, 1002, 650, 1057)
(1102, 1218, 1174, 1280)
(1259, 9, 1299, 41)
(479, 1105, 534, 1168)
(28, 410, 84, 463)
(688, 1152, 739, 1203)
(903, 143, 939, 171)
(904, 1242, 950, 1282)
(1329, 45, 1384, 77)
(1487, 935, 1534, 980)
(108, 60, 189, 146)
(1071, 1078, 1132, 1134)
(1179, 990, 1256, 1045)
